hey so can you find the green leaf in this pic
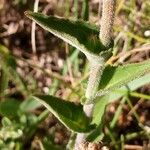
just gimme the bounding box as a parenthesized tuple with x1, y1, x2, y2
(0, 44, 9, 55)
(0, 45, 10, 96)
(33, 95, 94, 133)
(20, 97, 41, 112)
(1, 117, 12, 126)
(92, 96, 109, 126)
(0, 68, 9, 97)
(25, 11, 109, 57)
(86, 96, 108, 142)
(40, 140, 63, 150)
(5, 55, 16, 70)
(11, 69, 28, 96)
(0, 99, 20, 117)
(92, 73, 150, 126)
(89, 73, 150, 141)
(0, 47, 28, 96)
(105, 73, 150, 103)
(96, 59, 150, 98)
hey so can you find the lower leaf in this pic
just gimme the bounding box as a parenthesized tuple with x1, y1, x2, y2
(33, 95, 95, 133)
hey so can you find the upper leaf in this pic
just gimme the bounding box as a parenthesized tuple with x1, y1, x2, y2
(33, 95, 94, 133)
(25, 11, 108, 57)
(95, 59, 150, 98)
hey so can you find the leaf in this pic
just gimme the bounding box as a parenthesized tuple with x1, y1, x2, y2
(92, 96, 109, 126)
(0, 47, 28, 96)
(20, 97, 41, 112)
(96, 73, 150, 104)
(6, 56, 17, 70)
(86, 64, 150, 142)
(0, 44, 9, 55)
(5, 56, 28, 96)
(0, 68, 9, 97)
(93, 73, 150, 125)
(1, 117, 12, 126)
(25, 11, 110, 57)
(96, 59, 150, 98)
(0, 99, 20, 117)
(10, 68, 28, 96)
(89, 73, 150, 141)
(40, 141, 63, 150)
(0, 45, 10, 96)
(86, 96, 108, 142)
(33, 95, 94, 133)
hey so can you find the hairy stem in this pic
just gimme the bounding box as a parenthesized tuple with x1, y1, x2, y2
(85, 58, 105, 102)
(74, 59, 105, 150)
(100, 0, 116, 48)
(82, 0, 89, 21)
(74, 0, 116, 149)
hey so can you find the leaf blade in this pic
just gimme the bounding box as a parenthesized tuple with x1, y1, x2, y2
(96, 60, 150, 98)
(90, 73, 150, 141)
(33, 95, 94, 133)
(20, 97, 41, 112)
(25, 11, 106, 56)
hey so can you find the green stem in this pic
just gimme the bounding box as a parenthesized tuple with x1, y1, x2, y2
(74, 0, 79, 19)
(110, 97, 127, 128)
(67, 132, 77, 150)
(130, 92, 150, 100)
(27, 110, 49, 139)
(82, 0, 89, 21)
(110, 131, 150, 146)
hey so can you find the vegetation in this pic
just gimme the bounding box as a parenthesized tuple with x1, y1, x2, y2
(0, 0, 150, 149)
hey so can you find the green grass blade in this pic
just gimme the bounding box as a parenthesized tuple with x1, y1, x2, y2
(110, 97, 126, 128)
(0, 47, 28, 96)
(0, 68, 9, 97)
(0, 45, 10, 97)
(82, 0, 89, 21)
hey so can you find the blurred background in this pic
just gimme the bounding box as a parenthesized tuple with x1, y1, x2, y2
(0, 0, 150, 149)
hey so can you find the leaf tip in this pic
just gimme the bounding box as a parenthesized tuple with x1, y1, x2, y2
(24, 11, 33, 18)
